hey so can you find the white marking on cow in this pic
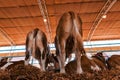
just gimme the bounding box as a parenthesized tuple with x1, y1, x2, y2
(1, 62, 13, 70)
(91, 64, 101, 71)
(48, 63, 54, 67)
(86, 53, 93, 60)
(0, 57, 3, 61)
(73, 19, 79, 34)
(65, 53, 75, 65)
(41, 59, 45, 71)
(25, 58, 30, 65)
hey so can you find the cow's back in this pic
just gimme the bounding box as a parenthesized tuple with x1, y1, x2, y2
(107, 55, 120, 69)
(92, 57, 107, 70)
(56, 11, 82, 37)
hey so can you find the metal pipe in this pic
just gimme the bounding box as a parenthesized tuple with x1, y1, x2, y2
(87, 0, 117, 41)
(37, 0, 52, 43)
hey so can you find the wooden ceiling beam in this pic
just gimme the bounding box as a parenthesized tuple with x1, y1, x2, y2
(0, 2, 17, 46)
(0, 27, 15, 46)
(0, 1, 104, 8)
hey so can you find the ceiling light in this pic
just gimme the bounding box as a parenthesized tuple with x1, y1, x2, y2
(102, 15, 107, 19)
(44, 19, 47, 22)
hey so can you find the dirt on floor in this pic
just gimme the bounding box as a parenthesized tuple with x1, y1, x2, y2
(0, 64, 120, 80)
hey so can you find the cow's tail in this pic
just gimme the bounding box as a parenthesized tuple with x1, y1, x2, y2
(33, 28, 39, 38)
(41, 32, 48, 60)
(69, 11, 86, 55)
(25, 33, 30, 61)
(33, 28, 41, 59)
(54, 36, 60, 56)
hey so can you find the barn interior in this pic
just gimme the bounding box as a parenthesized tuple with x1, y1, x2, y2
(0, 0, 120, 57)
(0, 0, 120, 69)
(0, 0, 120, 79)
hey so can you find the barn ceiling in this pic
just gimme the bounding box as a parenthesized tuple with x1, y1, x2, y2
(0, 0, 120, 48)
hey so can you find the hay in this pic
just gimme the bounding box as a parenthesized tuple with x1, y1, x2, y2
(8, 64, 42, 80)
(0, 64, 120, 80)
(0, 69, 11, 80)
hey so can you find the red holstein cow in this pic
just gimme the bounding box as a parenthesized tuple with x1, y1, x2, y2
(55, 11, 85, 74)
(25, 28, 50, 71)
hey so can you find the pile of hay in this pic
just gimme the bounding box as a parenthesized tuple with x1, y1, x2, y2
(8, 64, 42, 80)
(0, 70, 11, 80)
(0, 64, 120, 80)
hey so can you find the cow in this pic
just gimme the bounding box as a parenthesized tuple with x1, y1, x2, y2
(45, 53, 59, 71)
(0, 57, 9, 69)
(0, 55, 55, 71)
(25, 28, 50, 71)
(106, 55, 120, 70)
(0, 57, 24, 70)
(65, 52, 108, 74)
(94, 52, 120, 70)
(90, 52, 108, 71)
(54, 11, 86, 74)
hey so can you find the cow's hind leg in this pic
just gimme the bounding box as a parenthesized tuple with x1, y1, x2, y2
(75, 34, 84, 74)
(59, 35, 69, 73)
(25, 51, 31, 65)
(75, 49, 83, 74)
(37, 45, 46, 71)
(41, 53, 46, 71)
(25, 35, 33, 65)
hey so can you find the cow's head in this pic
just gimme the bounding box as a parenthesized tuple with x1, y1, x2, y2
(45, 53, 59, 71)
(95, 51, 106, 64)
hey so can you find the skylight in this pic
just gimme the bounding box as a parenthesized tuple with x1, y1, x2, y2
(0, 40, 120, 53)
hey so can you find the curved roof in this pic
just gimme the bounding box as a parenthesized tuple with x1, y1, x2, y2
(0, 0, 120, 52)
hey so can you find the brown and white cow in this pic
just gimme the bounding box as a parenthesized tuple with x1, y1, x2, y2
(25, 28, 50, 71)
(90, 52, 108, 71)
(55, 11, 85, 74)
(0, 57, 9, 69)
(65, 52, 108, 74)
(94, 52, 120, 70)
(0, 57, 24, 70)
(106, 55, 120, 70)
